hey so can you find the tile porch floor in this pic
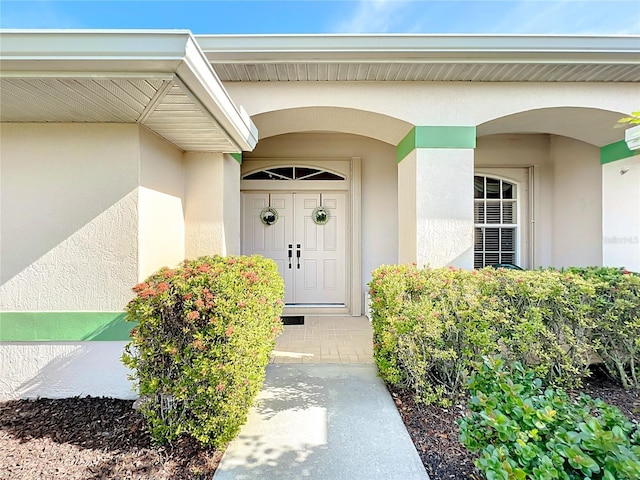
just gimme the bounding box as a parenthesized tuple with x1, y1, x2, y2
(270, 315, 374, 364)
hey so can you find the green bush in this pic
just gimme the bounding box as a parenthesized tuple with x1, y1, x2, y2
(369, 265, 596, 406)
(565, 267, 640, 390)
(459, 356, 640, 480)
(121, 255, 284, 447)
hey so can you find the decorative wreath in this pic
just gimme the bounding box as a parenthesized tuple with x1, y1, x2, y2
(312, 206, 330, 225)
(260, 207, 279, 225)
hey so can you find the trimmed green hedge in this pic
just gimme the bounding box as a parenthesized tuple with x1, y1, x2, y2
(566, 267, 640, 390)
(369, 265, 639, 406)
(122, 255, 284, 447)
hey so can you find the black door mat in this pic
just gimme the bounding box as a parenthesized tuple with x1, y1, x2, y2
(281, 316, 304, 325)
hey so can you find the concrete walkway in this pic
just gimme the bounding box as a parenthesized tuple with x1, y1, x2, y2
(213, 363, 430, 480)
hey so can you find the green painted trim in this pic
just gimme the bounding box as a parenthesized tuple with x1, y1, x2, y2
(0, 312, 135, 341)
(230, 152, 242, 164)
(396, 127, 417, 163)
(600, 140, 638, 165)
(396, 126, 477, 162)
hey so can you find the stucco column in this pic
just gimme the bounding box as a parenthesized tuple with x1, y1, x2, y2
(184, 152, 241, 258)
(600, 142, 640, 272)
(397, 126, 476, 269)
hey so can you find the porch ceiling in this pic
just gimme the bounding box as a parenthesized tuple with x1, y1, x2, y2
(0, 30, 258, 153)
(197, 34, 640, 83)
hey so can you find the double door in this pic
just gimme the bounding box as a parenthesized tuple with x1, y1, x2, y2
(242, 192, 346, 305)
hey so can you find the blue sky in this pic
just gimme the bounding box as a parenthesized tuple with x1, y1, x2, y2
(1, 0, 638, 34)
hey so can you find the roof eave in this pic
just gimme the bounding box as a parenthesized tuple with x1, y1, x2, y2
(0, 30, 258, 152)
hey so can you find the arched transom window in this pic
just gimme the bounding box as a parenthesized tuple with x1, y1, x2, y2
(243, 166, 345, 181)
(474, 175, 518, 268)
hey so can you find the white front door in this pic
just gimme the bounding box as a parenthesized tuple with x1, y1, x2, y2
(242, 192, 346, 305)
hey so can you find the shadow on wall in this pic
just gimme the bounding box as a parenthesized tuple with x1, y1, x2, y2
(0, 342, 137, 401)
(0, 124, 140, 286)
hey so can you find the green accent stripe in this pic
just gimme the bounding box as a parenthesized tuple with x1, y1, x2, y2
(397, 127, 417, 163)
(230, 152, 242, 164)
(0, 312, 134, 341)
(397, 126, 477, 162)
(600, 140, 638, 165)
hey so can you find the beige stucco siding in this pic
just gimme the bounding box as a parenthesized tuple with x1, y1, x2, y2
(223, 154, 242, 255)
(226, 82, 636, 138)
(0, 124, 139, 311)
(550, 136, 602, 267)
(184, 152, 241, 258)
(603, 155, 640, 272)
(138, 128, 186, 280)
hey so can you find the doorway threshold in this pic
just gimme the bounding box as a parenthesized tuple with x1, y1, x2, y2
(283, 304, 350, 317)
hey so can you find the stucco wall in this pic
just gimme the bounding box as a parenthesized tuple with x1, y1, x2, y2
(243, 132, 398, 293)
(138, 128, 185, 279)
(226, 82, 636, 139)
(476, 134, 551, 268)
(550, 136, 602, 267)
(0, 123, 139, 311)
(398, 152, 417, 265)
(184, 152, 222, 258)
(223, 154, 242, 255)
(0, 342, 135, 400)
(475, 133, 602, 268)
(602, 155, 640, 272)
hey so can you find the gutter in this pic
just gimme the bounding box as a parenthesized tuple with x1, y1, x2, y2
(196, 33, 640, 65)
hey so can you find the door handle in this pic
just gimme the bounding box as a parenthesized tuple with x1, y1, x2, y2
(288, 244, 293, 269)
(296, 244, 301, 269)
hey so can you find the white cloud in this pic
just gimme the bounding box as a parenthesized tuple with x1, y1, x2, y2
(330, 0, 640, 35)
(487, 0, 640, 35)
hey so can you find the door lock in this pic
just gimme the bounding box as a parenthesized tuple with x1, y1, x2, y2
(296, 244, 301, 269)
(288, 244, 293, 269)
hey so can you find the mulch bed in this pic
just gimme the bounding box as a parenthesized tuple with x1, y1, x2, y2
(1, 367, 638, 480)
(0, 397, 221, 480)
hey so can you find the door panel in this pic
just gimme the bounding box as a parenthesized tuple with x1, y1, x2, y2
(294, 193, 346, 304)
(242, 191, 346, 305)
(242, 193, 294, 303)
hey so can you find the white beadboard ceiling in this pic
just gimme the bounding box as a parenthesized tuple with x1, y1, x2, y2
(198, 34, 640, 83)
(212, 62, 640, 82)
(0, 76, 240, 152)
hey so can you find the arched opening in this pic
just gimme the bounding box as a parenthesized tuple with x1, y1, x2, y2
(251, 106, 413, 145)
(477, 107, 626, 147)
(475, 106, 619, 268)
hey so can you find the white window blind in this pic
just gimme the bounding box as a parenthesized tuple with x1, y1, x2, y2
(474, 176, 518, 268)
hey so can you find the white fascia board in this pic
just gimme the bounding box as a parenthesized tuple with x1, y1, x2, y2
(196, 34, 640, 65)
(0, 29, 258, 152)
(176, 35, 258, 152)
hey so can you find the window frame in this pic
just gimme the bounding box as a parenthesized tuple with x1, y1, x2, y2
(473, 174, 521, 269)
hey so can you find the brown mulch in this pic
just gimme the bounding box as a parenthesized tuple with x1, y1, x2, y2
(1, 368, 638, 480)
(0, 397, 222, 480)
(390, 366, 640, 480)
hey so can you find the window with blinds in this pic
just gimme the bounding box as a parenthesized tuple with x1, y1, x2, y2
(474, 176, 518, 269)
